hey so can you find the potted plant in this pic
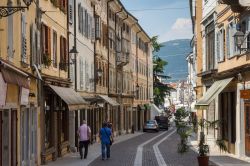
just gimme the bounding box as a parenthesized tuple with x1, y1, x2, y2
(196, 118, 227, 166)
(43, 53, 52, 68)
(175, 109, 227, 166)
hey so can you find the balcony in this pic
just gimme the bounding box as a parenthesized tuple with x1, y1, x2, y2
(219, 0, 245, 12)
(116, 52, 130, 67)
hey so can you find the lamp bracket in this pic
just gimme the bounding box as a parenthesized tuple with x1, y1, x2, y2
(0, 6, 27, 18)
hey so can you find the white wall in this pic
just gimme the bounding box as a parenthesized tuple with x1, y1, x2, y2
(68, 0, 95, 92)
(202, 0, 217, 19)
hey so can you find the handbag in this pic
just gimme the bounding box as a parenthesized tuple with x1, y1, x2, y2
(104, 128, 113, 145)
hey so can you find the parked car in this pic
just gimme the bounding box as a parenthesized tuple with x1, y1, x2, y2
(155, 116, 168, 130)
(143, 120, 159, 132)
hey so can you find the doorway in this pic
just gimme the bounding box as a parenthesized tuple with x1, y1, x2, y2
(245, 102, 250, 156)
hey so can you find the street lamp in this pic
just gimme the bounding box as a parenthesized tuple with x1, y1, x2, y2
(69, 46, 78, 63)
(234, 31, 245, 48)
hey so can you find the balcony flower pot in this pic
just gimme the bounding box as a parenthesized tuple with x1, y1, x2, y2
(197, 156, 209, 166)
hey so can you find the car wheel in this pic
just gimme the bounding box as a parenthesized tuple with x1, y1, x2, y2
(143, 129, 146, 132)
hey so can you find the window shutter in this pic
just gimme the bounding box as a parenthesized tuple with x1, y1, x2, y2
(91, 16, 95, 42)
(226, 25, 230, 58)
(7, 11, 13, 60)
(88, 14, 91, 39)
(221, 29, 225, 61)
(21, 13, 27, 63)
(69, 0, 73, 24)
(82, 8, 85, 36)
(95, 16, 101, 39)
(30, 24, 36, 66)
(78, 3, 81, 32)
(48, 27, 51, 58)
(85, 11, 88, 37)
(80, 57, 83, 89)
(216, 32, 220, 62)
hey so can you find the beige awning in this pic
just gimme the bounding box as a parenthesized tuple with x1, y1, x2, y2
(49, 85, 88, 111)
(195, 77, 233, 109)
(98, 95, 120, 106)
(0, 60, 30, 88)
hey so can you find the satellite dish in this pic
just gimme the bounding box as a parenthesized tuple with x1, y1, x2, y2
(239, 0, 250, 7)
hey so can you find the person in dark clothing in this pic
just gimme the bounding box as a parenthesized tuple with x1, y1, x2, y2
(99, 122, 112, 160)
(78, 120, 91, 159)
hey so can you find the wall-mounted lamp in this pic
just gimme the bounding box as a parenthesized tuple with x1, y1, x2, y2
(233, 28, 250, 52)
(96, 68, 103, 81)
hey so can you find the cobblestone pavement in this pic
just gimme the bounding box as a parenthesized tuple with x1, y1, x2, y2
(158, 131, 218, 166)
(89, 130, 171, 166)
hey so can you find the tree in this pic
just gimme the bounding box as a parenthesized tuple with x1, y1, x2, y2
(151, 36, 173, 107)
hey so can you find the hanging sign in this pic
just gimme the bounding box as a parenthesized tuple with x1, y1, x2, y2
(240, 90, 250, 99)
(0, 72, 7, 106)
(20, 87, 29, 105)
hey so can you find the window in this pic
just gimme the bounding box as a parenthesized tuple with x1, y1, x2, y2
(52, 30, 57, 68)
(41, 24, 51, 65)
(227, 22, 239, 58)
(205, 22, 215, 71)
(59, 36, 67, 71)
(216, 28, 224, 62)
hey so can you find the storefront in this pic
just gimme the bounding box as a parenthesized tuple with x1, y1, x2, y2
(41, 83, 87, 164)
(0, 60, 31, 166)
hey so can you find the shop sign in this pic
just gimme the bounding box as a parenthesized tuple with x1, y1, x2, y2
(20, 87, 29, 105)
(0, 73, 7, 106)
(240, 90, 250, 99)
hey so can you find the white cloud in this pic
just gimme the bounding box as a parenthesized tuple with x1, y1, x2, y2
(159, 18, 192, 42)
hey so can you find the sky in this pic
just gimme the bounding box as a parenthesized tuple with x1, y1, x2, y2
(120, 0, 192, 43)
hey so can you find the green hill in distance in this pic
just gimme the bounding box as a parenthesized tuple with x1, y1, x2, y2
(157, 39, 192, 83)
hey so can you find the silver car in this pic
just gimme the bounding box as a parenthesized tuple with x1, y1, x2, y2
(143, 120, 159, 132)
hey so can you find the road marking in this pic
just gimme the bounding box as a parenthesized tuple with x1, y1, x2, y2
(153, 129, 176, 166)
(133, 128, 173, 166)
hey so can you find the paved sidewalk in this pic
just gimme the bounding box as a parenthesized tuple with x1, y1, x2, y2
(46, 132, 143, 166)
(189, 133, 250, 166)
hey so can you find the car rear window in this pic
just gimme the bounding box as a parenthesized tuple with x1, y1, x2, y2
(147, 120, 155, 124)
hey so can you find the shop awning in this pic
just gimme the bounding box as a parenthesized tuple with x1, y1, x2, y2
(49, 85, 88, 111)
(195, 78, 233, 109)
(151, 104, 163, 113)
(138, 105, 145, 110)
(0, 60, 30, 88)
(98, 95, 120, 106)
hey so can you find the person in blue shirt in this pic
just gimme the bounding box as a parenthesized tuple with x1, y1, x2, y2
(99, 122, 112, 160)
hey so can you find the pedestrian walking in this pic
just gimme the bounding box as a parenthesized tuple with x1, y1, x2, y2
(99, 122, 113, 160)
(78, 120, 91, 159)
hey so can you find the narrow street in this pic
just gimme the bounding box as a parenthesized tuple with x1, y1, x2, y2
(88, 128, 201, 166)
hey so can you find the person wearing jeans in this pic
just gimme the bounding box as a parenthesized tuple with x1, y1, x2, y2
(99, 122, 112, 160)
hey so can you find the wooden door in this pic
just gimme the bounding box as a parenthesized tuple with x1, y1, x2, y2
(11, 110, 17, 166)
(245, 103, 250, 156)
(0, 111, 2, 166)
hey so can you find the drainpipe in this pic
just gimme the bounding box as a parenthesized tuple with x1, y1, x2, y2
(93, 4, 97, 93)
(120, 14, 128, 95)
(136, 30, 142, 94)
(115, 8, 123, 94)
(107, 0, 114, 95)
